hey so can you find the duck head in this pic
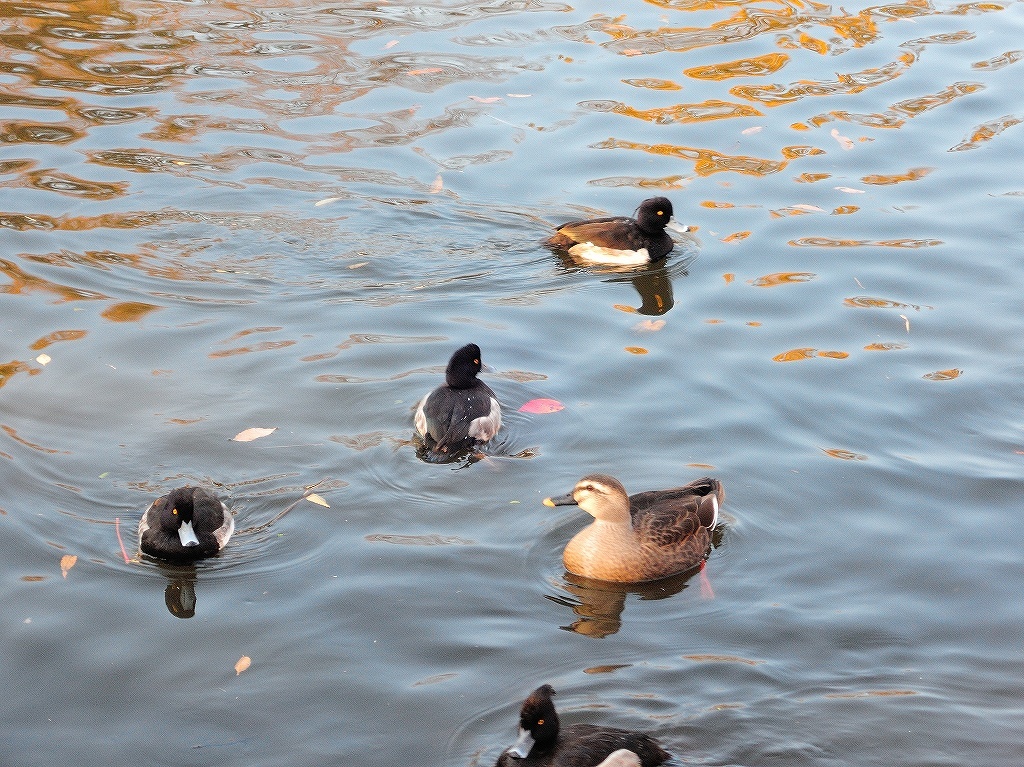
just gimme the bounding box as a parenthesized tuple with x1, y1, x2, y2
(544, 475, 631, 524)
(507, 684, 560, 758)
(159, 486, 202, 548)
(445, 343, 484, 389)
(635, 197, 689, 236)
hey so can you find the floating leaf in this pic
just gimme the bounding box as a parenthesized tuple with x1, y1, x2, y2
(231, 427, 276, 442)
(723, 231, 751, 243)
(821, 448, 868, 461)
(923, 368, 961, 381)
(60, 555, 77, 578)
(518, 398, 565, 414)
(35, 353, 51, 365)
(830, 128, 854, 150)
(634, 319, 666, 332)
(235, 656, 251, 675)
(773, 347, 816, 362)
(624, 346, 649, 355)
(305, 493, 330, 507)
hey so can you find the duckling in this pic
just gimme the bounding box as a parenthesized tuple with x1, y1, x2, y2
(544, 474, 722, 583)
(139, 486, 234, 562)
(546, 197, 690, 266)
(496, 684, 669, 767)
(414, 343, 501, 456)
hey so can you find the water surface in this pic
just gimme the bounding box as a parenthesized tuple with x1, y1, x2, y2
(2, 0, 1023, 765)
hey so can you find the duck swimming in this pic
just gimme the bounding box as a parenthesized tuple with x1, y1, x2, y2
(546, 197, 690, 266)
(139, 486, 234, 562)
(544, 474, 722, 583)
(495, 684, 669, 767)
(414, 343, 501, 457)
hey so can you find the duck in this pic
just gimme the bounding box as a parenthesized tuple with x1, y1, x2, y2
(545, 197, 690, 266)
(414, 343, 501, 457)
(139, 486, 234, 562)
(495, 684, 669, 767)
(544, 474, 722, 583)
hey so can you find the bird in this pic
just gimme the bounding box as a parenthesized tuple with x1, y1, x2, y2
(544, 474, 722, 583)
(414, 343, 501, 457)
(495, 684, 669, 767)
(139, 486, 234, 562)
(545, 197, 690, 266)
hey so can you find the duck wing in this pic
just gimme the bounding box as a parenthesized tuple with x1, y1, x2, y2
(547, 217, 641, 250)
(628, 477, 722, 548)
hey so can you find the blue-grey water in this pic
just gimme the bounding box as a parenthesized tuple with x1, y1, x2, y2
(2, 0, 1023, 765)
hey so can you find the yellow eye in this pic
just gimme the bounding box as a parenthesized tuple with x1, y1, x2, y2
(657, 210, 664, 216)
(474, 358, 480, 364)
(172, 508, 178, 515)
(537, 719, 544, 725)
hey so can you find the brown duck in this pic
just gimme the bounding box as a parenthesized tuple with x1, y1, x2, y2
(544, 474, 722, 583)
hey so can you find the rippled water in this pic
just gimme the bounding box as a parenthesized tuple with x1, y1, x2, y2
(2, 0, 1024, 765)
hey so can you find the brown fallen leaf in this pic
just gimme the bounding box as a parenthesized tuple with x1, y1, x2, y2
(60, 555, 77, 578)
(232, 427, 276, 442)
(235, 656, 251, 675)
(305, 493, 330, 508)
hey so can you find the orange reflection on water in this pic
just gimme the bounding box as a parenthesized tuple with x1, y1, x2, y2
(29, 330, 88, 350)
(790, 237, 942, 248)
(100, 302, 162, 322)
(862, 167, 933, 185)
(684, 53, 789, 80)
(750, 271, 816, 287)
(594, 139, 788, 177)
(585, 99, 763, 124)
(0, 257, 108, 302)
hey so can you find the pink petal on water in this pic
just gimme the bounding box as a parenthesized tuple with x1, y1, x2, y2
(518, 398, 565, 414)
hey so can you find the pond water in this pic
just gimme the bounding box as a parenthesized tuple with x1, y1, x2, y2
(2, 0, 1023, 765)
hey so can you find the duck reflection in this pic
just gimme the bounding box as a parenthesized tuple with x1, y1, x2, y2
(548, 252, 690, 317)
(548, 567, 703, 638)
(153, 561, 199, 619)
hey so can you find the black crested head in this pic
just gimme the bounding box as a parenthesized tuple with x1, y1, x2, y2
(164, 486, 197, 523)
(519, 684, 560, 750)
(445, 343, 484, 389)
(634, 197, 674, 234)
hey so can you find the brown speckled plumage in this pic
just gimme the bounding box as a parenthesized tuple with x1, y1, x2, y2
(545, 474, 722, 583)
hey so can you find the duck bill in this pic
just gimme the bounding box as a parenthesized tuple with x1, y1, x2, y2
(177, 520, 200, 547)
(666, 217, 690, 234)
(543, 492, 578, 508)
(506, 727, 536, 758)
